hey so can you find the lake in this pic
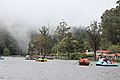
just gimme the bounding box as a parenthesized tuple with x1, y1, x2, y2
(0, 57, 120, 80)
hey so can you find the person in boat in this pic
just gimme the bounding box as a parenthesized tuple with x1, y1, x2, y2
(25, 54, 30, 60)
(42, 55, 45, 59)
(80, 57, 89, 63)
(111, 58, 116, 64)
(84, 58, 89, 62)
(98, 57, 104, 63)
(80, 57, 84, 62)
(103, 57, 108, 62)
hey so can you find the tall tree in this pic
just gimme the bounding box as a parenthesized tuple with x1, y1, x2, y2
(28, 26, 50, 55)
(51, 32, 78, 59)
(87, 21, 101, 60)
(101, 0, 120, 45)
(56, 19, 70, 40)
(39, 26, 49, 55)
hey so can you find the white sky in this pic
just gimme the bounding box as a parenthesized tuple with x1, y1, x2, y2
(0, 0, 116, 28)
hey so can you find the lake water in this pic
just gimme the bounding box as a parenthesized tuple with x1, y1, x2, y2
(0, 57, 120, 80)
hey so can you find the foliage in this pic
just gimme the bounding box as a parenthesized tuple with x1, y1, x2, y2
(100, 38, 112, 50)
(55, 53, 94, 60)
(52, 33, 78, 53)
(69, 53, 81, 60)
(0, 28, 20, 55)
(108, 45, 120, 53)
(101, 0, 120, 45)
(115, 58, 120, 62)
(71, 26, 91, 52)
(28, 26, 54, 55)
(3, 47, 10, 56)
(56, 19, 70, 40)
(86, 21, 101, 60)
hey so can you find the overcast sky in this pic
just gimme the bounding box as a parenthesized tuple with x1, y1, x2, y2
(0, 0, 116, 28)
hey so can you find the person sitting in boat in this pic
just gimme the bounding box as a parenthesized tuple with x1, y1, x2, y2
(42, 55, 46, 59)
(80, 57, 84, 62)
(84, 58, 89, 63)
(107, 60, 111, 64)
(79, 57, 89, 65)
(101, 57, 108, 64)
(98, 57, 104, 63)
(111, 58, 116, 64)
(25, 54, 30, 60)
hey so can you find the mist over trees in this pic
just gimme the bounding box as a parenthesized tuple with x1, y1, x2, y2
(0, 27, 20, 55)
(0, 0, 119, 60)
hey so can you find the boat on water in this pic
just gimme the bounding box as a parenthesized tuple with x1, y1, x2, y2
(45, 56, 54, 60)
(0, 56, 4, 60)
(79, 58, 90, 66)
(25, 55, 38, 60)
(0, 57, 4, 60)
(96, 61, 118, 67)
(36, 57, 47, 62)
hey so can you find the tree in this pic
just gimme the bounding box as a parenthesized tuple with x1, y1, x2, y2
(56, 19, 70, 40)
(100, 38, 112, 50)
(87, 21, 101, 60)
(108, 45, 120, 53)
(71, 26, 90, 52)
(101, 0, 120, 45)
(3, 47, 10, 56)
(0, 28, 20, 55)
(28, 26, 51, 55)
(52, 32, 78, 59)
(39, 26, 49, 55)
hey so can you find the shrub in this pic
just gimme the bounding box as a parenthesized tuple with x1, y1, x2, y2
(115, 58, 120, 62)
(3, 47, 10, 56)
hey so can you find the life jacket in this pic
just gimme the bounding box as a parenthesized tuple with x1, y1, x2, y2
(84, 58, 89, 62)
(111, 61, 116, 64)
(80, 59, 84, 62)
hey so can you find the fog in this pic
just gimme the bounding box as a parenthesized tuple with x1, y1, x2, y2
(0, 0, 116, 52)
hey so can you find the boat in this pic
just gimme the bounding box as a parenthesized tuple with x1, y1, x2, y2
(36, 58, 47, 62)
(25, 55, 37, 60)
(0, 56, 4, 60)
(79, 58, 90, 66)
(96, 61, 118, 67)
(0, 57, 4, 60)
(46, 56, 54, 60)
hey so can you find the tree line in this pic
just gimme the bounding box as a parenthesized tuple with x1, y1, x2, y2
(28, 0, 120, 60)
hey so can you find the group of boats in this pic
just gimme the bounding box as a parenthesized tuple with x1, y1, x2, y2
(25, 55, 48, 62)
(79, 57, 119, 67)
(25, 55, 119, 67)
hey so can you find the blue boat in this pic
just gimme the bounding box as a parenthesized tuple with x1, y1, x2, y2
(0, 56, 4, 60)
(96, 61, 118, 67)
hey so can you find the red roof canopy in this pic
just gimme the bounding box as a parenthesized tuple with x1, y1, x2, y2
(96, 50, 110, 53)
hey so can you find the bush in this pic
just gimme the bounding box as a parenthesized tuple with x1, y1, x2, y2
(115, 58, 120, 62)
(69, 53, 80, 60)
(3, 47, 10, 56)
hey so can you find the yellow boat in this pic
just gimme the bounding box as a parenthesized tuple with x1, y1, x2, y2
(36, 58, 47, 62)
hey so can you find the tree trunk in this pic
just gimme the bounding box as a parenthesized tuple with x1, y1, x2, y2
(68, 53, 70, 59)
(94, 37, 97, 60)
(94, 50, 96, 60)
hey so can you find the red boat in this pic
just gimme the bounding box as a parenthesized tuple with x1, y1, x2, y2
(79, 58, 90, 66)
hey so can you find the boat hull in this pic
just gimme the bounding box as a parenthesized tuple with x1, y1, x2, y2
(36, 58, 47, 62)
(79, 62, 89, 66)
(96, 61, 118, 67)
